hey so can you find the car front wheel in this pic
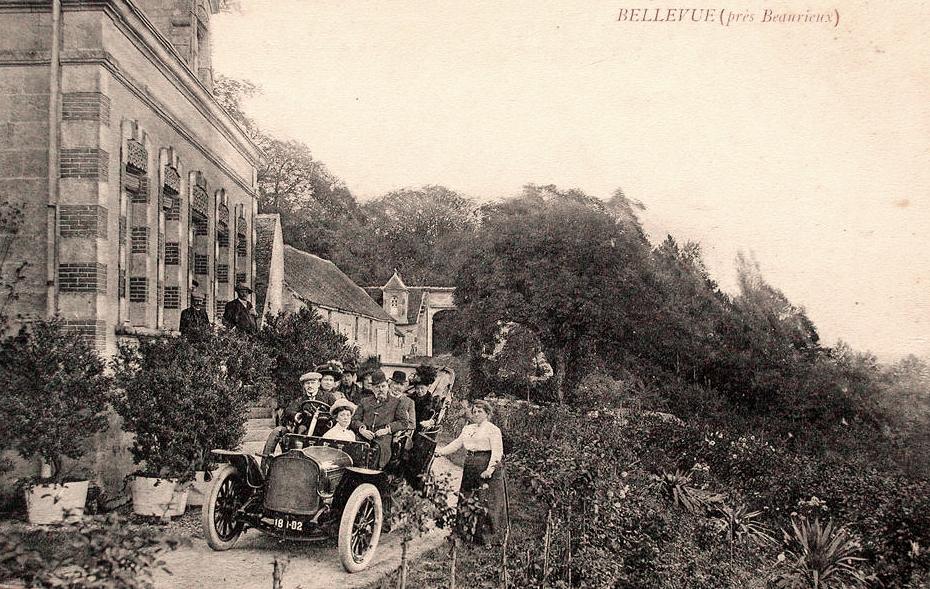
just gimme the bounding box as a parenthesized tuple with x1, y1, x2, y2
(338, 483, 383, 572)
(201, 464, 246, 550)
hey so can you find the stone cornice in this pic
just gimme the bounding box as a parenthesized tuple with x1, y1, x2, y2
(1, 0, 263, 173)
(0, 48, 257, 197)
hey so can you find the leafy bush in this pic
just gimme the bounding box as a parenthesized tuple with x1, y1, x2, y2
(202, 329, 273, 462)
(259, 307, 357, 410)
(0, 513, 180, 588)
(0, 319, 112, 483)
(409, 366, 930, 587)
(112, 328, 272, 479)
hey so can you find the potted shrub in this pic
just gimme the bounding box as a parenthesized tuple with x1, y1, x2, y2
(188, 328, 272, 505)
(112, 328, 272, 516)
(112, 336, 204, 517)
(0, 319, 112, 524)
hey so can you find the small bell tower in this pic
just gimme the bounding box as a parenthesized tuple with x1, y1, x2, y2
(382, 270, 409, 323)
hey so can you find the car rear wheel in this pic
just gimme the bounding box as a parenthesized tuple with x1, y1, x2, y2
(338, 483, 383, 572)
(202, 464, 246, 550)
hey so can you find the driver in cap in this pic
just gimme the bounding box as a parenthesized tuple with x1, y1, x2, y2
(263, 369, 330, 459)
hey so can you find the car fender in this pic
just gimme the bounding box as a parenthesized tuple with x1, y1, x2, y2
(333, 467, 387, 512)
(345, 466, 382, 476)
(210, 450, 264, 488)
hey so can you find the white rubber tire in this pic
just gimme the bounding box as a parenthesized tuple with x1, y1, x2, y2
(338, 483, 384, 573)
(201, 464, 245, 551)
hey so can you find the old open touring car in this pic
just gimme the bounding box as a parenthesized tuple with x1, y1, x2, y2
(200, 367, 455, 573)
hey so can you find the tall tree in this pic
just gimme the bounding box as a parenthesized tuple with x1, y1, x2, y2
(455, 185, 656, 402)
(348, 185, 478, 285)
(213, 75, 261, 140)
(214, 74, 364, 260)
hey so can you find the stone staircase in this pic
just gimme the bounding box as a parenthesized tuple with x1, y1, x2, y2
(240, 403, 276, 459)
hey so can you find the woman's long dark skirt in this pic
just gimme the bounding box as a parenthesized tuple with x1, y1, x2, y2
(459, 450, 509, 544)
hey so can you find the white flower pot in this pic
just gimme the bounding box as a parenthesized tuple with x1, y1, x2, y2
(131, 476, 189, 517)
(24, 480, 89, 525)
(186, 470, 218, 507)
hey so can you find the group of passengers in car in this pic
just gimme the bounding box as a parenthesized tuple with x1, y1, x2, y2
(265, 360, 507, 545)
(265, 361, 443, 470)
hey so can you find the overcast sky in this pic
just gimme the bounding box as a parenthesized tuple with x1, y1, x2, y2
(212, 0, 929, 361)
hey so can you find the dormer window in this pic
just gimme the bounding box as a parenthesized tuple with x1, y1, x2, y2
(390, 296, 398, 316)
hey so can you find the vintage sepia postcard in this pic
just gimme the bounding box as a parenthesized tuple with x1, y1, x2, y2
(0, 1, 927, 588)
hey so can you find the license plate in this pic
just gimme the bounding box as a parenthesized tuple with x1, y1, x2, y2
(272, 516, 304, 532)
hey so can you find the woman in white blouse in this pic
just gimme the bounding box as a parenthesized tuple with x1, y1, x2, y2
(435, 399, 508, 543)
(322, 399, 357, 442)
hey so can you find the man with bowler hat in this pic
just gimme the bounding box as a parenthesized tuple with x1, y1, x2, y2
(223, 283, 257, 333)
(390, 371, 415, 419)
(351, 369, 414, 469)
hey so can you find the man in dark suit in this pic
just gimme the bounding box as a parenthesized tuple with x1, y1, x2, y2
(223, 283, 257, 333)
(263, 370, 329, 460)
(351, 370, 414, 469)
(179, 293, 209, 338)
(339, 361, 366, 405)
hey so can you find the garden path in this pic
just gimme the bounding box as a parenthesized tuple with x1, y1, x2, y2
(153, 456, 461, 589)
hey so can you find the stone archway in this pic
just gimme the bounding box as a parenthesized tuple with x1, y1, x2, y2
(421, 288, 455, 356)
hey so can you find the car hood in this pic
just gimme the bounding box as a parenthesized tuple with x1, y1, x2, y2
(296, 445, 352, 471)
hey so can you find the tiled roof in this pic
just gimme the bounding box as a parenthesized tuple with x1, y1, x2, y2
(405, 288, 426, 324)
(253, 214, 279, 317)
(384, 271, 406, 290)
(284, 246, 394, 322)
(364, 287, 382, 305)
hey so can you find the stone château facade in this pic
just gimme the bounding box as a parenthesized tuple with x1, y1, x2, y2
(0, 0, 261, 353)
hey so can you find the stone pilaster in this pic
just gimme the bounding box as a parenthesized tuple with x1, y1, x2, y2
(57, 68, 113, 350)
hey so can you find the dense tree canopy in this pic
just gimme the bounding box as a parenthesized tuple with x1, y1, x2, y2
(456, 185, 657, 401)
(344, 185, 478, 284)
(212, 75, 926, 449)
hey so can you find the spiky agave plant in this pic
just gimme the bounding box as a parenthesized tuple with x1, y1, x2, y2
(775, 517, 868, 589)
(713, 504, 775, 557)
(650, 470, 706, 513)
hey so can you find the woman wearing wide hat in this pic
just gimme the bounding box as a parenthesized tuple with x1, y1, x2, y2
(313, 361, 344, 405)
(322, 398, 358, 442)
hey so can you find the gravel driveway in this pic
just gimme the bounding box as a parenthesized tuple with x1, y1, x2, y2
(154, 457, 461, 589)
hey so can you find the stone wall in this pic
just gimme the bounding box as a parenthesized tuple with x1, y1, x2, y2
(0, 62, 52, 324)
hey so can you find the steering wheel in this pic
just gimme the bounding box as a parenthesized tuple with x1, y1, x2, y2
(296, 399, 330, 425)
(299, 399, 331, 415)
